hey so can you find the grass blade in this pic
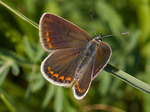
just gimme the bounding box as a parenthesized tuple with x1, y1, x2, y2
(0, 0, 39, 29)
(0, 94, 16, 112)
(104, 64, 150, 94)
(42, 84, 55, 108)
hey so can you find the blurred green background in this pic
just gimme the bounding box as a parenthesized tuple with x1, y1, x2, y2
(0, 0, 150, 112)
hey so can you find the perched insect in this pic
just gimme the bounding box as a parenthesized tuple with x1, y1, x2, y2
(39, 13, 128, 99)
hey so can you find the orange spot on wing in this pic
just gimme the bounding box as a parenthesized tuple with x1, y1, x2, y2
(96, 65, 102, 72)
(65, 77, 71, 81)
(49, 43, 52, 48)
(99, 65, 102, 68)
(77, 86, 82, 93)
(76, 84, 85, 93)
(79, 89, 81, 92)
(59, 76, 64, 80)
(53, 74, 59, 78)
(96, 68, 99, 71)
(46, 32, 49, 36)
(47, 37, 50, 42)
(49, 71, 54, 75)
(48, 67, 51, 71)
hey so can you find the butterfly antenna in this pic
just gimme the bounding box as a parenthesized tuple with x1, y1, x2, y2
(101, 32, 129, 39)
(90, 10, 97, 37)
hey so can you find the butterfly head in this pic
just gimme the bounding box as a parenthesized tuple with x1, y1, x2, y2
(94, 34, 103, 43)
(94, 32, 129, 43)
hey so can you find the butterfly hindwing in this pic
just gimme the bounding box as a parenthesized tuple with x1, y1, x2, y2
(41, 46, 86, 87)
(92, 41, 112, 79)
(72, 55, 95, 99)
(39, 13, 92, 51)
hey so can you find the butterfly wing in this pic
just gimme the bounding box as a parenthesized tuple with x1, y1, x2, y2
(39, 13, 92, 51)
(92, 41, 112, 79)
(41, 46, 86, 87)
(72, 56, 95, 100)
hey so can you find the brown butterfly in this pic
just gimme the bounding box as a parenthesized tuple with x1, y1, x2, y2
(39, 13, 114, 99)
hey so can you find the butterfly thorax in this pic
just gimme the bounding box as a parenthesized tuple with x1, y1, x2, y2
(75, 40, 98, 79)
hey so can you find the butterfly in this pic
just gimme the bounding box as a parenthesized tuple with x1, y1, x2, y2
(39, 13, 112, 100)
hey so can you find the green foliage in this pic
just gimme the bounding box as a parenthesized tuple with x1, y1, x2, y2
(0, 0, 150, 112)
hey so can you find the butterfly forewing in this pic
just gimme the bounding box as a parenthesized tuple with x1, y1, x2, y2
(39, 13, 92, 51)
(41, 46, 86, 87)
(92, 41, 112, 79)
